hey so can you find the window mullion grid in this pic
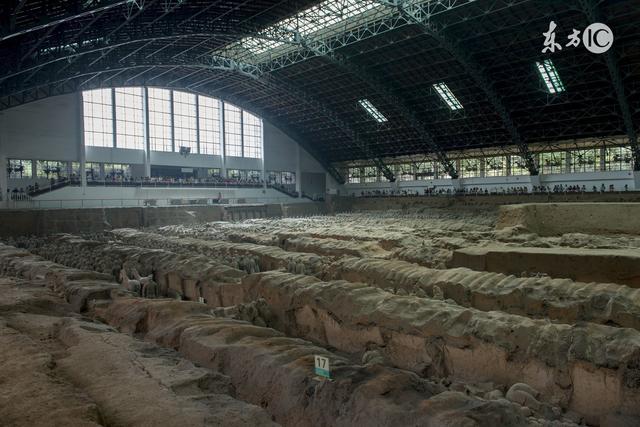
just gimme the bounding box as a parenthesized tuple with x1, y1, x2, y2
(220, 100, 226, 176)
(111, 88, 117, 148)
(240, 106, 245, 157)
(195, 94, 200, 154)
(170, 90, 175, 152)
(543, 61, 557, 92)
(142, 87, 150, 175)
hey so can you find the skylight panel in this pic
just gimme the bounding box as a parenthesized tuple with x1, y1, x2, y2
(229, 0, 380, 57)
(358, 99, 387, 123)
(536, 59, 565, 94)
(241, 37, 284, 56)
(293, 0, 377, 36)
(39, 37, 104, 56)
(433, 82, 463, 110)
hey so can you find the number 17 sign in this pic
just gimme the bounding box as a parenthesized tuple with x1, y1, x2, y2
(314, 355, 330, 379)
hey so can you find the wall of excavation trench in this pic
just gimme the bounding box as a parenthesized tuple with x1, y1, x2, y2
(1, 242, 595, 427)
(4, 228, 640, 426)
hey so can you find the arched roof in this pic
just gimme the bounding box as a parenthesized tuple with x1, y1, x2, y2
(1, 0, 639, 179)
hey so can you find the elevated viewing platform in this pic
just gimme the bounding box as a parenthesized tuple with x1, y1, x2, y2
(1, 179, 313, 209)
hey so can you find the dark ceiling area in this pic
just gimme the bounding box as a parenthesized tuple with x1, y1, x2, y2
(0, 0, 639, 182)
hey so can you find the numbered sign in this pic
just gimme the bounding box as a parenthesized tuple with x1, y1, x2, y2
(314, 355, 330, 379)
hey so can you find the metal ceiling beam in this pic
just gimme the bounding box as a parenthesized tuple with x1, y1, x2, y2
(13, 0, 28, 15)
(579, 0, 640, 171)
(20, 23, 59, 63)
(216, 0, 478, 70)
(4, 5, 268, 83)
(296, 36, 456, 179)
(1, 0, 142, 42)
(380, 0, 538, 175)
(261, 119, 346, 184)
(124, 66, 155, 83)
(211, 56, 394, 181)
(9, 0, 29, 31)
(195, 70, 346, 184)
(81, 0, 159, 68)
(207, 0, 534, 176)
(166, 68, 201, 85)
(0, 65, 346, 184)
(2, 0, 637, 168)
(2, 51, 352, 181)
(0, 33, 230, 84)
(0, 59, 346, 183)
(12, 0, 155, 83)
(144, 65, 178, 83)
(174, 0, 272, 61)
(16, 6, 114, 83)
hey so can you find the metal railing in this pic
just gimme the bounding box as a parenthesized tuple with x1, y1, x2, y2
(22, 178, 300, 195)
(85, 180, 266, 189)
(1, 195, 303, 210)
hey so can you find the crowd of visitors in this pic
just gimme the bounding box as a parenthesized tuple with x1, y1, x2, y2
(88, 175, 265, 187)
(1, 173, 293, 201)
(5, 187, 30, 201)
(1, 174, 633, 204)
(354, 182, 631, 198)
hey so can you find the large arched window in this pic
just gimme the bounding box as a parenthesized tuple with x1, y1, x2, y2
(172, 91, 197, 153)
(223, 103, 242, 157)
(148, 88, 172, 152)
(82, 87, 262, 159)
(198, 95, 222, 155)
(82, 88, 113, 148)
(115, 87, 144, 150)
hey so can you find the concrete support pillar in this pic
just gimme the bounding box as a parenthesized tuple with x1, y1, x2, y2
(111, 88, 117, 148)
(261, 119, 266, 191)
(295, 143, 302, 198)
(0, 154, 7, 208)
(240, 106, 244, 158)
(195, 94, 201, 157)
(600, 146, 607, 172)
(633, 171, 640, 191)
(393, 164, 401, 191)
(143, 87, 151, 178)
(219, 100, 227, 178)
(565, 150, 572, 174)
(77, 91, 87, 192)
(0, 109, 6, 207)
(169, 90, 175, 153)
(450, 178, 464, 191)
(530, 175, 541, 189)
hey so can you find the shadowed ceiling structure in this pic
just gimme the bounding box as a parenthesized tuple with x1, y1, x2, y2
(1, 0, 639, 182)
